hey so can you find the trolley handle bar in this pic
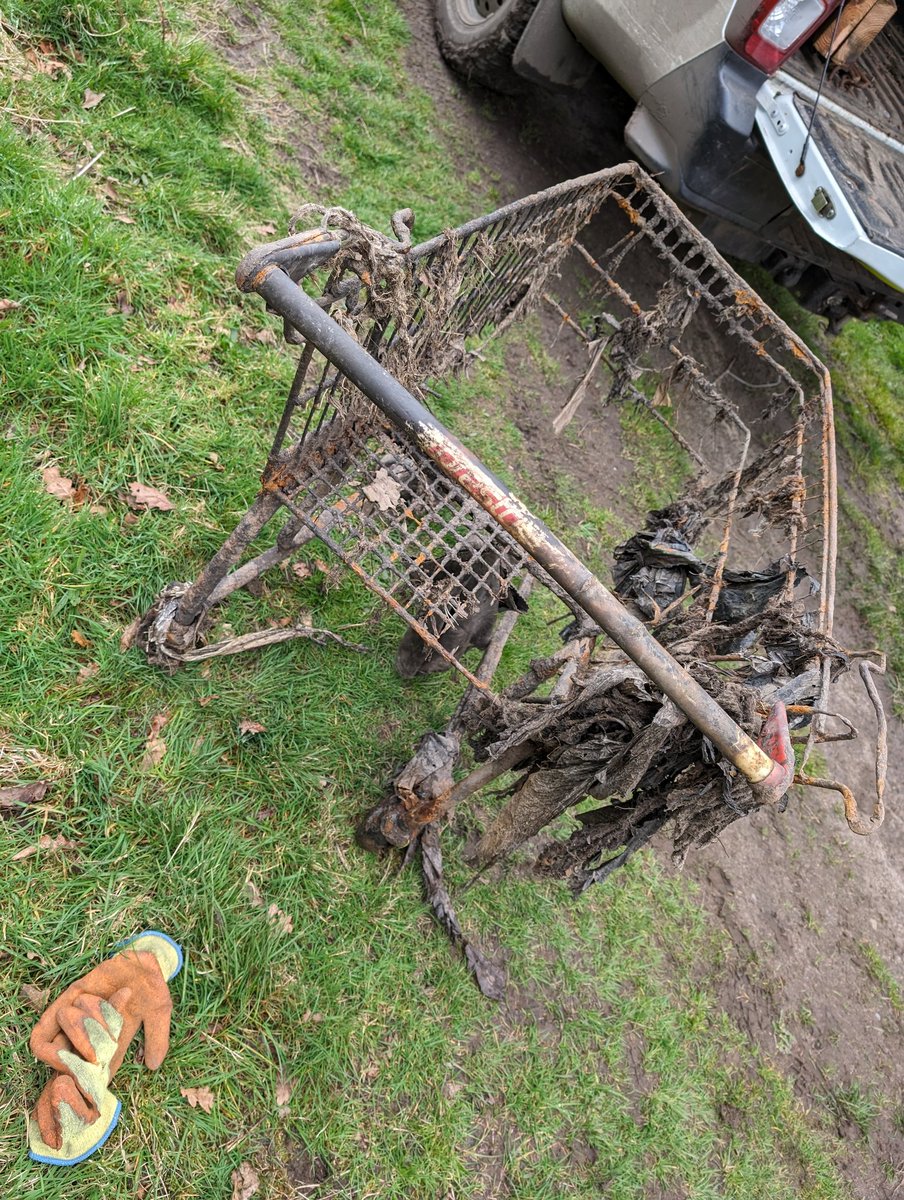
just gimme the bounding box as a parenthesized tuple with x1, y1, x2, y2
(251, 264, 794, 807)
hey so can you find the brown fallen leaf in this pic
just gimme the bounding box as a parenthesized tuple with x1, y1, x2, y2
(301, 1010, 325, 1024)
(76, 663, 99, 681)
(114, 289, 134, 316)
(21, 982, 50, 1012)
(24, 46, 69, 78)
(0, 781, 50, 809)
(197, 694, 217, 707)
(244, 879, 264, 908)
(276, 1075, 294, 1113)
(13, 834, 79, 862)
(42, 465, 75, 503)
(267, 904, 293, 934)
(363, 467, 402, 512)
(231, 1162, 260, 1200)
(253, 222, 277, 236)
(180, 1085, 215, 1113)
(0, 299, 21, 318)
(291, 560, 312, 581)
(126, 481, 174, 512)
(82, 87, 105, 109)
(252, 327, 277, 345)
(113, 214, 136, 225)
(119, 615, 141, 652)
(71, 629, 92, 649)
(238, 719, 266, 736)
(141, 711, 170, 770)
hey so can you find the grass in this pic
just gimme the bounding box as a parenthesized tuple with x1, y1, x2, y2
(742, 266, 904, 705)
(858, 940, 904, 1017)
(0, 1, 871, 1196)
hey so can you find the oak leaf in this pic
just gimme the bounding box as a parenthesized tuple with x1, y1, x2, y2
(267, 904, 293, 933)
(231, 1162, 260, 1200)
(13, 834, 79, 861)
(21, 983, 50, 1012)
(363, 467, 402, 511)
(82, 88, 105, 109)
(42, 465, 75, 502)
(180, 1085, 215, 1113)
(126, 481, 174, 511)
(141, 711, 170, 769)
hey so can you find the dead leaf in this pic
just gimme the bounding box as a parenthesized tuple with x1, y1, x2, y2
(267, 904, 293, 934)
(197, 694, 217, 707)
(253, 222, 277, 236)
(230, 1162, 260, 1200)
(71, 629, 91, 649)
(114, 289, 134, 316)
(238, 719, 266, 735)
(301, 1010, 324, 1024)
(276, 1076, 294, 1114)
(291, 561, 311, 581)
(141, 711, 170, 770)
(252, 327, 277, 346)
(652, 378, 671, 408)
(42, 465, 75, 503)
(362, 467, 402, 512)
(76, 663, 99, 681)
(119, 615, 141, 651)
(0, 781, 50, 809)
(244, 879, 263, 908)
(13, 834, 79, 862)
(126, 481, 174, 512)
(180, 1085, 215, 1113)
(82, 88, 105, 110)
(0, 299, 21, 318)
(20, 983, 50, 1012)
(24, 46, 69, 78)
(113, 214, 136, 225)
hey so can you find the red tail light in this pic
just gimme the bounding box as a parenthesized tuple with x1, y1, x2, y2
(728, 0, 842, 73)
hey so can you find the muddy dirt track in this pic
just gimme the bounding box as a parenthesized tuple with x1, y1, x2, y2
(397, 2, 904, 1193)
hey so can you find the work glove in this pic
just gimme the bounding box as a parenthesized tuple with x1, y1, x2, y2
(27, 931, 182, 1165)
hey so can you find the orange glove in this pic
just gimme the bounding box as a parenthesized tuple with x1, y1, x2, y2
(31, 952, 173, 1085)
(28, 931, 182, 1165)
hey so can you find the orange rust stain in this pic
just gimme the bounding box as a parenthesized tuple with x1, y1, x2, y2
(733, 288, 762, 312)
(614, 194, 641, 225)
(261, 463, 297, 492)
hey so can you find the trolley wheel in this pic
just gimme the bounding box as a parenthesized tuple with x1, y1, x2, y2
(434, 0, 539, 94)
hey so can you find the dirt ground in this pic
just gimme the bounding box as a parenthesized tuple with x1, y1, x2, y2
(395, 3, 904, 1194)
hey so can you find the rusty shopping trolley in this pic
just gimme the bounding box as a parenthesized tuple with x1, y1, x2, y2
(137, 164, 887, 889)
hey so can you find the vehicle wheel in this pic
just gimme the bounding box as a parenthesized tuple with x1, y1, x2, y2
(434, 0, 539, 93)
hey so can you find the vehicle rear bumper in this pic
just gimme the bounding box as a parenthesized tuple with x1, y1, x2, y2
(755, 77, 904, 295)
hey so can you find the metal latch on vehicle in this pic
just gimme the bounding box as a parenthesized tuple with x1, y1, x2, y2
(811, 186, 836, 219)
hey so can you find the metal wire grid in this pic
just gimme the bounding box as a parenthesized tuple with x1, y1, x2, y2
(276, 407, 535, 645)
(269, 173, 615, 461)
(271, 170, 831, 660)
(144, 165, 835, 698)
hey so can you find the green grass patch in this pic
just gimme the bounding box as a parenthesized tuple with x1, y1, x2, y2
(859, 940, 904, 1017)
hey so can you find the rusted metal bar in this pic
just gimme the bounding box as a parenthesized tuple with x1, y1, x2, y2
(250, 266, 789, 800)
